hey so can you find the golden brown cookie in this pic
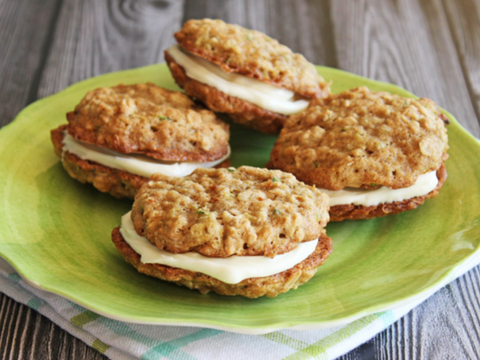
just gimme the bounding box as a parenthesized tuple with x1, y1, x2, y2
(132, 166, 329, 258)
(112, 166, 332, 298)
(166, 19, 330, 134)
(67, 83, 229, 161)
(51, 83, 230, 198)
(175, 19, 326, 97)
(270, 86, 449, 220)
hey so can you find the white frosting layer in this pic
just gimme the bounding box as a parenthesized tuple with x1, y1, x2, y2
(119, 212, 318, 284)
(321, 170, 439, 207)
(167, 44, 309, 115)
(62, 132, 230, 178)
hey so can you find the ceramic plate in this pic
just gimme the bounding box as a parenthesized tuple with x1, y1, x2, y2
(1, 64, 479, 334)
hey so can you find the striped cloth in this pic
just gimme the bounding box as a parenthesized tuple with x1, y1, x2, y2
(1, 253, 480, 360)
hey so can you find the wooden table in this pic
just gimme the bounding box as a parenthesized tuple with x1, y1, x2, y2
(1, 1, 479, 359)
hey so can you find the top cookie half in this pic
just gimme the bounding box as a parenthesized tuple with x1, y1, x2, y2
(67, 83, 230, 162)
(174, 19, 328, 98)
(166, 19, 330, 134)
(131, 166, 330, 258)
(270, 87, 449, 190)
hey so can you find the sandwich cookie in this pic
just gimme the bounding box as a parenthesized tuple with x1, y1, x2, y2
(165, 19, 330, 134)
(112, 166, 332, 298)
(51, 83, 230, 198)
(270, 87, 449, 221)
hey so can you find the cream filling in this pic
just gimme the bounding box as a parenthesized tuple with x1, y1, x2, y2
(167, 44, 309, 115)
(321, 170, 439, 207)
(62, 132, 230, 178)
(119, 212, 318, 284)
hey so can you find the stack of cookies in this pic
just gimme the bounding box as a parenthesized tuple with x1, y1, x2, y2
(270, 86, 449, 221)
(50, 19, 449, 298)
(165, 19, 330, 134)
(112, 166, 332, 298)
(51, 83, 230, 198)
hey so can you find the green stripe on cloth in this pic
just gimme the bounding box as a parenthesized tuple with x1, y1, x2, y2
(92, 339, 111, 354)
(141, 329, 222, 360)
(8, 273, 21, 282)
(282, 343, 328, 360)
(68, 304, 221, 358)
(71, 310, 101, 328)
(27, 297, 45, 310)
(379, 310, 396, 327)
(68, 303, 165, 347)
(282, 312, 385, 360)
(262, 332, 308, 351)
(96, 317, 164, 346)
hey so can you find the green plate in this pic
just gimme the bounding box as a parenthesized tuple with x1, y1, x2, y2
(1, 64, 479, 334)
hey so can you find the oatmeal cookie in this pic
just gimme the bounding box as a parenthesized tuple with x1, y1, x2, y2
(270, 86, 449, 220)
(67, 83, 229, 162)
(132, 166, 330, 258)
(51, 83, 230, 198)
(174, 19, 327, 98)
(271, 87, 448, 190)
(166, 19, 330, 134)
(112, 165, 332, 298)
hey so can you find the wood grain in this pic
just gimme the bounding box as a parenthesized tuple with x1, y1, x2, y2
(0, 0, 62, 127)
(36, 0, 184, 99)
(443, 0, 480, 133)
(377, 273, 480, 360)
(331, 0, 480, 137)
(0, 294, 106, 360)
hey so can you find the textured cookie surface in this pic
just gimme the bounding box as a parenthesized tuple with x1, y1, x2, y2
(131, 166, 330, 258)
(67, 83, 230, 162)
(175, 19, 330, 98)
(165, 52, 287, 134)
(112, 227, 332, 298)
(271, 87, 449, 190)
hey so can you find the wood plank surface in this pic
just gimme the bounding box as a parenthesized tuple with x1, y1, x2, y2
(331, 0, 480, 137)
(36, 0, 184, 99)
(443, 0, 480, 133)
(0, 295, 105, 360)
(1, 0, 479, 359)
(0, 0, 62, 127)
